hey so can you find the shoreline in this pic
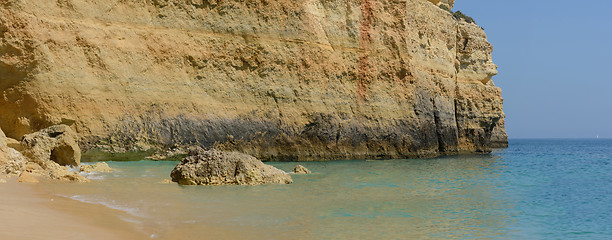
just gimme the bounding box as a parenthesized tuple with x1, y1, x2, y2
(0, 176, 275, 240)
(0, 178, 148, 240)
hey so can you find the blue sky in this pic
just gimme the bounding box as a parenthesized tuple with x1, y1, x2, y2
(452, 1, 612, 138)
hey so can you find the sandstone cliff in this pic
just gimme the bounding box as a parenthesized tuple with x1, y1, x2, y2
(0, 0, 507, 160)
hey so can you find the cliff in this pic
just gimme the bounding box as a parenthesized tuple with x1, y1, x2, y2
(0, 0, 507, 160)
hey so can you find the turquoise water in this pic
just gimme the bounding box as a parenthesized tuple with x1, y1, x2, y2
(42, 139, 612, 239)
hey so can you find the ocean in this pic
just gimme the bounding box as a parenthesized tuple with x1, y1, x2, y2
(40, 139, 612, 239)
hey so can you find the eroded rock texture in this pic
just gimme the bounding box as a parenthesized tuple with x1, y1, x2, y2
(0, 0, 507, 160)
(293, 165, 311, 174)
(171, 148, 292, 185)
(0, 125, 88, 182)
(0, 127, 27, 175)
(21, 125, 81, 167)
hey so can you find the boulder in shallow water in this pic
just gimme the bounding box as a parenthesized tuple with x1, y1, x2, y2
(293, 165, 311, 174)
(80, 162, 113, 173)
(170, 148, 292, 185)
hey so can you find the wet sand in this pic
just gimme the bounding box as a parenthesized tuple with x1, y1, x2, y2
(0, 178, 148, 240)
(0, 177, 267, 240)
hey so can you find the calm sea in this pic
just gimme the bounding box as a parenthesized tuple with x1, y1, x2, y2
(41, 139, 612, 239)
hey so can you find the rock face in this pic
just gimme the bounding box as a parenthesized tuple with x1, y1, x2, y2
(428, 0, 455, 9)
(21, 125, 81, 167)
(293, 165, 311, 174)
(0, 0, 507, 160)
(0, 128, 5, 147)
(171, 149, 293, 185)
(0, 126, 27, 175)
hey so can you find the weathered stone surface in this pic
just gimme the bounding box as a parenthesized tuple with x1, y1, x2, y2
(0, 0, 507, 160)
(428, 0, 455, 9)
(454, 22, 507, 153)
(17, 171, 39, 183)
(21, 125, 81, 167)
(0, 148, 27, 175)
(171, 149, 293, 185)
(0, 127, 6, 148)
(145, 148, 188, 161)
(293, 165, 311, 174)
(25, 162, 44, 173)
(5, 138, 22, 151)
(1, 126, 89, 182)
(0, 127, 27, 175)
(79, 162, 113, 173)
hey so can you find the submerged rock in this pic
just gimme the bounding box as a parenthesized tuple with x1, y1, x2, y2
(80, 162, 113, 173)
(293, 165, 311, 174)
(170, 149, 292, 185)
(145, 148, 188, 161)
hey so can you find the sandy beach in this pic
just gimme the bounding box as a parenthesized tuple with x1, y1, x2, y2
(0, 176, 274, 240)
(0, 178, 148, 240)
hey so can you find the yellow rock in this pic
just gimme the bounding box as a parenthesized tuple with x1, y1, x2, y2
(0, 0, 507, 160)
(17, 172, 39, 183)
(5, 138, 23, 152)
(293, 165, 311, 174)
(80, 162, 114, 173)
(57, 173, 91, 183)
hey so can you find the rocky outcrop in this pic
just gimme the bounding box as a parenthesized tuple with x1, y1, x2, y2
(428, 0, 455, 9)
(293, 165, 311, 174)
(0, 0, 507, 160)
(79, 162, 113, 173)
(21, 125, 81, 167)
(0, 147, 27, 175)
(171, 149, 293, 185)
(0, 126, 27, 175)
(0, 125, 88, 182)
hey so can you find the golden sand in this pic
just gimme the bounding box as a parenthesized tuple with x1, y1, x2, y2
(0, 179, 148, 240)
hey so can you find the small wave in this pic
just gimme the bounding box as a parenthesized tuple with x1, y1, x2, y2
(119, 216, 143, 224)
(65, 165, 80, 173)
(78, 172, 105, 180)
(57, 194, 144, 217)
